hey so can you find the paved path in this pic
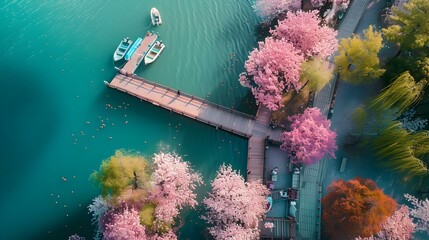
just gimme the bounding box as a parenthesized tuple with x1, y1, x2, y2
(297, 0, 373, 239)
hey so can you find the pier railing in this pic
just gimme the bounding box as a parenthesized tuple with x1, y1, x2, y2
(111, 73, 255, 138)
(122, 73, 256, 120)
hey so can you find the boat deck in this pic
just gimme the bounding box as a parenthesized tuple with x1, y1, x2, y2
(121, 32, 158, 75)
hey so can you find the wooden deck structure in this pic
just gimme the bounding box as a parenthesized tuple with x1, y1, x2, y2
(260, 217, 296, 240)
(120, 32, 158, 75)
(107, 73, 283, 181)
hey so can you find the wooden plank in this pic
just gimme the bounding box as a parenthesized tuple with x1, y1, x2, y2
(121, 32, 158, 75)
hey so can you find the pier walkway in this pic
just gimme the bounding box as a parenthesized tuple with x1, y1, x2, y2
(121, 32, 158, 75)
(107, 73, 282, 181)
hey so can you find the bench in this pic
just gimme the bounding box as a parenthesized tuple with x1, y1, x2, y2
(340, 157, 348, 172)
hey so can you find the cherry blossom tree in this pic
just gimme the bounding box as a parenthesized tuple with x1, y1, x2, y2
(281, 107, 337, 165)
(355, 205, 415, 240)
(150, 152, 203, 225)
(253, 0, 301, 20)
(271, 10, 338, 59)
(89, 151, 204, 240)
(240, 37, 304, 110)
(203, 164, 270, 240)
(101, 205, 147, 240)
(378, 205, 415, 239)
(404, 193, 429, 234)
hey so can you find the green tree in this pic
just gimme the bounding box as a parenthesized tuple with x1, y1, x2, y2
(335, 25, 385, 84)
(383, 0, 429, 50)
(371, 71, 427, 116)
(299, 56, 333, 92)
(91, 150, 151, 197)
(372, 121, 429, 176)
(383, 54, 429, 83)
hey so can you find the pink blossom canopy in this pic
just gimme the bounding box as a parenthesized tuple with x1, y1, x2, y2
(102, 206, 147, 240)
(281, 107, 337, 165)
(355, 205, 415, 240)
(271, 10, 338, 59)
(151, 152, 203, 224)
(405, 193, 429, 234)
(243, 37, 304, 110)
(203, 164, 270, 240)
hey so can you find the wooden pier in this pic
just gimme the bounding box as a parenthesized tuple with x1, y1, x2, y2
(120, 32, 158, 75)
(107, 73, 283, 181)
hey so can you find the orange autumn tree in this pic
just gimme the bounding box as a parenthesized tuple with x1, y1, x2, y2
(322, 177, 397, 240)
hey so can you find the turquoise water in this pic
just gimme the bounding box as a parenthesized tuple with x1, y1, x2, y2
(0, 0, 259, 239)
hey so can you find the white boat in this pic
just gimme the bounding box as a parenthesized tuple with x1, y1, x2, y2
(113, 37, 133, 61)
(144, 41, 165, 65)
(150, 7, 162, 25)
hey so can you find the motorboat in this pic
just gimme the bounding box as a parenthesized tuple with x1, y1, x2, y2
(113, 37, 132, 61)
(144, 41, 165, 65)
(151, 7, 162, 25)
(124, 37, 143, 61)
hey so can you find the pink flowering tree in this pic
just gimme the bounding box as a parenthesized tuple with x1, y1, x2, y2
(281, 107, 337, 165)
(405, 193, 429, 234)
(240, 37, 304, 110)
(253, 0, 301, 20)
(355, 205, 415, 240)
(150, 152, 203, 225)
(203, 164, 270, 240)
(270, 10, 338, 59)
(88, 195, 111, 239)
(377, 205, 415, 239)
(88, 151, 204, 240)
(101, 205, 147, 240)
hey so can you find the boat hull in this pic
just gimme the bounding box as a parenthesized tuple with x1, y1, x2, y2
(113, 38, 132, 62)
(144, 41, 165, 65)
(151, 7, 162, 26)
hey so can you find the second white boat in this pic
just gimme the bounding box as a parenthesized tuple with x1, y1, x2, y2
(144, 41, 165, 65)
(151, 7, 162, 26)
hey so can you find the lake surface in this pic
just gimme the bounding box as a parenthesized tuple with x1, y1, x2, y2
(0, 0, 260, 239)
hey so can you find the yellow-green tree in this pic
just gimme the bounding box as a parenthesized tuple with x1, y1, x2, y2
(335, 25, 385, 84)
(370, 71, 427, 116)
(91, 150, 151, 197)
(373, 121, 429, 176)
(383, 0, 429, 50)
(299, 56, 333, 92)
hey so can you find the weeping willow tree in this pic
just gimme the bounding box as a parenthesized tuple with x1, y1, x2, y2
(370, 71, 427, 116)
(299, 56, 333, 92)
(373, 121, 429, 176)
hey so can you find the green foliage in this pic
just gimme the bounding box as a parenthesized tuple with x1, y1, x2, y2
(91, 150, 150, 197)
(371, 71, 427, 116)
(383, 54, 429, 83)
(335, 25, 385, 84)
(300, 56, 333, 92)
(139, 202, 156, 228)
(373, 121, 429, 176)
(383, 0, 429, 50)
(352, 106, 368, 131)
